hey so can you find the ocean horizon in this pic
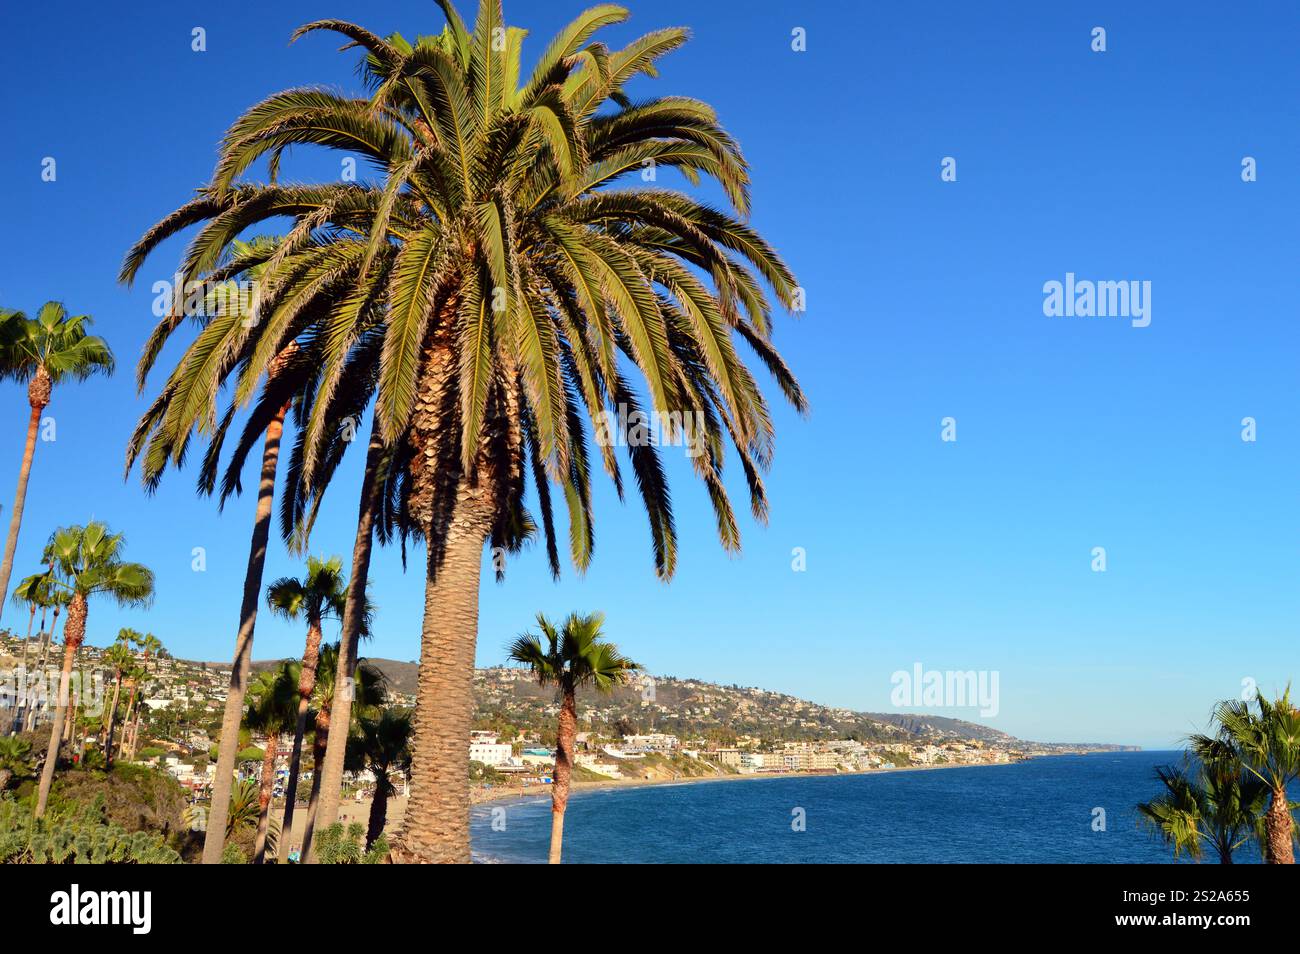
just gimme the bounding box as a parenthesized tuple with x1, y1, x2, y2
(471, 751, 1251, 864)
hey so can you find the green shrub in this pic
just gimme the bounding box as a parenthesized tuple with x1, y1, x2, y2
(313, 822, 388, 864)
(0, 795, 181, 864)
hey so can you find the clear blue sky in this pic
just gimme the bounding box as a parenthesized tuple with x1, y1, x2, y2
(2, 1, 1297, 749)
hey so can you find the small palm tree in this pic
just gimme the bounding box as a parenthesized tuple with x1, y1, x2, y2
(22, 572, 67, 733)
(244, 662, 298, 863)
(0, 304, 114, 616)
(350, 708, 413, 850)
(0, 736, 33, 791)
(1205, 688, 1300, 864)
(123, 632, 163, 759)
(33, 522, 154, 817)
(98, 637, 137, 769)
(265, 555, 348, 861)
(10, 571, 54, 733)
(227, 777, 263, 837)
(1138, 742, 1269, 863)
(508, 611, 639, 863)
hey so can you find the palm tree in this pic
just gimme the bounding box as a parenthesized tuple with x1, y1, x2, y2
(265, 555, 348, 861)
(300, 640, 383, 860)
(351, 709, 413, 849)
(33, 522, 154, 817)
(98, 637, 137, 769)
(111, 628, 146, 760)
(1138, 742, 1269, 863)
(1204, 689, 1300, 864)
(24, 582, 68, 733)
(508, 611, 639, 863)
(119, 0, 804, 862)
(120, 234, 382, 865)
(0, 303, 114, 617)
(9, 571, 52, 733)
(124, 632, 163, 759)
(244, 662, 298, 863)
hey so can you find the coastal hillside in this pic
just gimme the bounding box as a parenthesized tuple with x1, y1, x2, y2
(273, 659, 1124, 751)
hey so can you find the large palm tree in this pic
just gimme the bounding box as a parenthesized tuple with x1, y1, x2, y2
(508, 611, 639, 863)
(244, 661, 298, 863)
(120, 0, 804, 862)
(1205, 689, 1300, 864)
(351, 708, 414, 850)
(265, 555, 349, 861)
(0, 304, 114, 618)
(1138, 741, 1270, 864)
(33, 522, 154, 817)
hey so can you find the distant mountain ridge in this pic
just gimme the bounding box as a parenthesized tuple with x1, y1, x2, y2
(214, 656, 1128, 749)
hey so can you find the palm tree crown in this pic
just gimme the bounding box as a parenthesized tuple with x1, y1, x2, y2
(0, 302, 115, 399)
(508, 610, 639, 693)
(121, 0, 805, 578)
(266, 555, 348, 625)
(44, 522, 155, 608)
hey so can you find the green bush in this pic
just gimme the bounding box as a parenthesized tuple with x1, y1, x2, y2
(0, 795, 181, 864)
(313, 822, 388, 864)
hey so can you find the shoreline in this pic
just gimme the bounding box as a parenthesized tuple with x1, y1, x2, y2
(470, 757, 1025, 807)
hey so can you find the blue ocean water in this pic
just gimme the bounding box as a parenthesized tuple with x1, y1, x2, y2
(470, 751, 1268, 863)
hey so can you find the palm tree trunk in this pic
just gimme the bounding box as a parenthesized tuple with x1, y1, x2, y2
(388, 320, 504, 863)
(389, 512, 490, 864)
(118, 685, 137, 762)
(549, 685, 577, 864)
(35, 593, 86, 818)
(1265, 787, 1294, 864)
(367, 781, 389, 849)
(307, 427, 383, 861)
(0, 389, 48, 624)
(300, 708, 329, 861)
(253, 734, 279, 864)
(201, 403, 286, 865)
(102, 674, 122, 768)
(279, 618, 324, 862)
(25, 604, 57, 733)
(12, 605, 34, 734)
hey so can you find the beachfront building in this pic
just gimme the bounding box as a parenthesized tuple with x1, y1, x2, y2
(706, 748, 743, 768)
(620, 733, 680, 753)
(470, 739, 514, 766)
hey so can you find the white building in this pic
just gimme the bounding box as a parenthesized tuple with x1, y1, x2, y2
(469, 741, 513, 766)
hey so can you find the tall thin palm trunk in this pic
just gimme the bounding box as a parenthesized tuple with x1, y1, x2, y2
(279, 618, 324, 862)
(117, 682, 137, 762)
(25, 603, 57, 733)
(549, 685, 577, 864)
(0, 373, 50, 623)
(390, 509, 490, 864)
(301, 708, 328, 857)
(35, 593, 87, 818)
(201, 403, 286, 865)
(306, 427, 383, 862)
(12, 604, 34, 734)
(253, 733, 280, 864)
(101, 673, 122, 768)
(1264, 789, 1294, 864)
